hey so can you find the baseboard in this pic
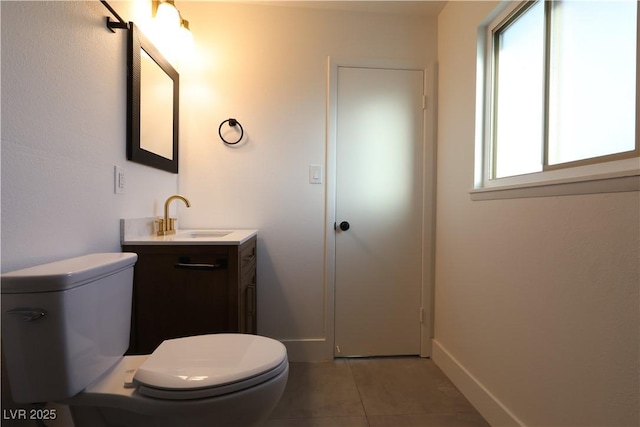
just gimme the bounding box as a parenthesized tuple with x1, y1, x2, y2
(432, 339, 525, 427)
(280, 338, 334, 362)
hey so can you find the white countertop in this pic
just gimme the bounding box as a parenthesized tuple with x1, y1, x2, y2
(121, 218, 257, 246)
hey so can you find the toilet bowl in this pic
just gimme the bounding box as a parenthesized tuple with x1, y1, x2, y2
(69, 334, 289, 427)
(1, 253, 288, 427)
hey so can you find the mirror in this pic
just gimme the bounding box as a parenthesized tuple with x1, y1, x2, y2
(127, 23, 179, 173)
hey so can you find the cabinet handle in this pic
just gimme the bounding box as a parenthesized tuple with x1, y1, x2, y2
(7, 308, 47, 321)
(174, 262, 227, 271)
(245, 285, 255, 314)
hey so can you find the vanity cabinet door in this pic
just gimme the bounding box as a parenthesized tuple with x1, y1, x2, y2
(240, 267, 257, 334)
(238, 238, 257, 334)
(124, 245, 235, 355)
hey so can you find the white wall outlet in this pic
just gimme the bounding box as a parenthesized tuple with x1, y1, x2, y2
(309, 165, 323, 184)
(114, 166, 125, 194)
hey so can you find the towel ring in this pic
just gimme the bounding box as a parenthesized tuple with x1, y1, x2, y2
(219, 118, 244, 145)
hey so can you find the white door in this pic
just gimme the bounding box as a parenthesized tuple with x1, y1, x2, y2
(334, 66, 424, 357)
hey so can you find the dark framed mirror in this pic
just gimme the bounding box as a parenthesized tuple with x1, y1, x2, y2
(127, 23, 179, 173)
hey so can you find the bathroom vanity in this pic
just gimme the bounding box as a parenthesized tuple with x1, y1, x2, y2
(121, 222, 257, 354)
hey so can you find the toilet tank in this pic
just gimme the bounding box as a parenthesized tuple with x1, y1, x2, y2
(1, 253, 137, 403)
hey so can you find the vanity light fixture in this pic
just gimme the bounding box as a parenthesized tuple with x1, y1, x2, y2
(101, 0, 191, 40)
(153, 0, 181, 30)
(152, 0, 191, 36)
(151, 0, 193, 56)
(101, 0, 193, 62)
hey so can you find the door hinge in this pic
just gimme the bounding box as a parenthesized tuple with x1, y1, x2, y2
(422, 95, 428, 110)
(420, 307, 424, 324)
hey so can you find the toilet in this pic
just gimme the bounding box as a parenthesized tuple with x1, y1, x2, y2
(1, 253, 288, 427)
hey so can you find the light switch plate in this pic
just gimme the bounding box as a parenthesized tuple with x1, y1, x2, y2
(309, 165, 323, 184)
(114, 166, 125, 194)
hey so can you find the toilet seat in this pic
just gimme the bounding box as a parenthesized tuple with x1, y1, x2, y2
(133, 334, 288, 401)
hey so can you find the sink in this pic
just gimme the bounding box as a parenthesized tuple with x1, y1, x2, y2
(121, 219, 257, 245)
(181, 230, 232, 238)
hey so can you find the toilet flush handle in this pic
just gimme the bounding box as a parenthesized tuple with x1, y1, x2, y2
(7, 308, 47, 321)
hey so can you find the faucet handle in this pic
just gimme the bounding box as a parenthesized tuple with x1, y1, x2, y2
(156, 217, 178, 236)
(155, 218, 166, 236)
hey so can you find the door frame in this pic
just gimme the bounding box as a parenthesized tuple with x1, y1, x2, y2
(324, 56, 438, 358)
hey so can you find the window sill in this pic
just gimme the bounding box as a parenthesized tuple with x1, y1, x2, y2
(470, 170, 640, 201)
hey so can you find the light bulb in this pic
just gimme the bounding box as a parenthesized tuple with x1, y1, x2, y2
(155, 1, 180, 30)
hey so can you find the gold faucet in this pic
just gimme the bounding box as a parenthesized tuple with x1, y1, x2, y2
(157, 194, 191, 236)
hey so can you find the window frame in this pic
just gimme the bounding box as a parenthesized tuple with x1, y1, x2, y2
(473, 0, 640, 200)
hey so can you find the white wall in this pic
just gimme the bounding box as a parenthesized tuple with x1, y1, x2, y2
(175, 1, 437, 359)
(1, 0, 178, 273)
(434, 2, 640, 426)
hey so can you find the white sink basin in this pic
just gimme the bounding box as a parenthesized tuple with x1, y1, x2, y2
(180, 231, 232, 238)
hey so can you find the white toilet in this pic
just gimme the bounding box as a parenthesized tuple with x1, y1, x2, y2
(1, 253, 288, 427)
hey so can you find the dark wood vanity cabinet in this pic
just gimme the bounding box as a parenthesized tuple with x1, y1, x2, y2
(123, 237, 257, 354)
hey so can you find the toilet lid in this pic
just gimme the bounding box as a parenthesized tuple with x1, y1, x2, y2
(133, 334, 287, 400)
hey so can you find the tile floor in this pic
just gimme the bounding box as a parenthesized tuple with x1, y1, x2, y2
(265, 357, 489, 427)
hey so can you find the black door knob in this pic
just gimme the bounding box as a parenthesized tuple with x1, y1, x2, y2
(339, 221, 350, 231)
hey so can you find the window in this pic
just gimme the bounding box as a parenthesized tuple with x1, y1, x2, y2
(475, 0, 640, 197)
